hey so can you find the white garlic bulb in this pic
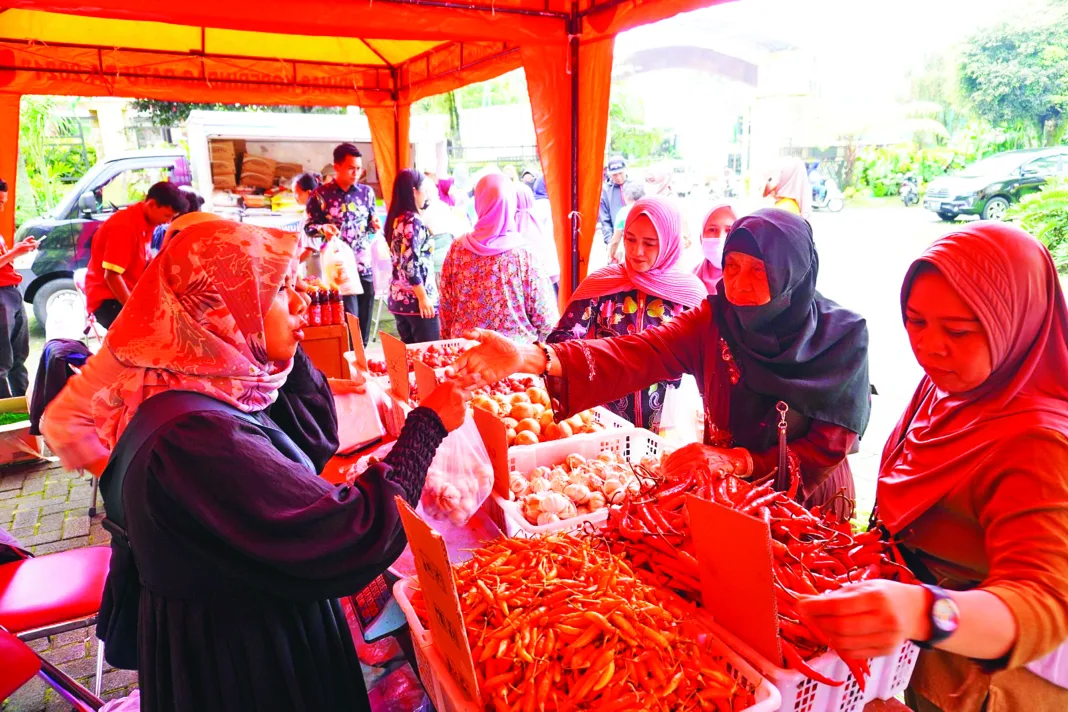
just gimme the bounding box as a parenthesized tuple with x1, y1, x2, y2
(539, 492, 569, 514)
(564, 483, 591, 505)
(537, 512, 561, 526)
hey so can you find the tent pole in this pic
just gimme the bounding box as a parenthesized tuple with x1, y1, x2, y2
(568, 18, 580, 293)
(0, 93, 20, 247)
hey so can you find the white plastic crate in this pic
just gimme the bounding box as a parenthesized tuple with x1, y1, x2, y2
(395, 577, 780, 712)
(489, 427, 667, 538)
(707, 618, 919, 712)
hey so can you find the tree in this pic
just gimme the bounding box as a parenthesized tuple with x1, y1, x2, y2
(17, 96, 90, 226)
(130, 100, 345, 127)
(959, 6, 1068, 146)
(607, 91, 675, 162)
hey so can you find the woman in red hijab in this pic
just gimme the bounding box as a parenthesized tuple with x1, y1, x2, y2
(800, 223, 1068, 711)
(547, 196, 706, 430)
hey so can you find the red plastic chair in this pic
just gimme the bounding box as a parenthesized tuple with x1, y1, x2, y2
(0, 627, 40, 700)
(0, 546, 110, 710)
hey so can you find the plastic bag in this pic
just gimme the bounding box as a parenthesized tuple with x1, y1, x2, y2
(419, 412, 493, 526)
(100, 690, 140, 712)
(658, 375, 704, 448)
(333, 390, 386, 455)
(321, 238, 363, 296)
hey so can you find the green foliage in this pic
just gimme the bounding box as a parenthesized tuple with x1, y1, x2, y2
(16, 96, 94, 227)
(608, 91, 676, 162)
(853, 145, 958, 196)
(1007, 178, 1068, 274)
(131, 100, 345, 127)
(959, 6, 1068, 146)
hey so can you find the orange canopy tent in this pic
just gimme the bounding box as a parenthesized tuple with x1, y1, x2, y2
(0, 0, 725, 296)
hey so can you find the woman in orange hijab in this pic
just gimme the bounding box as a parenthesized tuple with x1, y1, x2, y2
(801, 223, 1068, 711)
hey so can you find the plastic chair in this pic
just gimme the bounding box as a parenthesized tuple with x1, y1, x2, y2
(0, 627, 40, 701)
(0, 546, 110, 708)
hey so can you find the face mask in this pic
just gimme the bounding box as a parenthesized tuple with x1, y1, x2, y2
(421, 199, 430, 211)
(701, 237, 725, 268)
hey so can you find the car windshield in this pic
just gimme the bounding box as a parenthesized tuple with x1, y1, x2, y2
(958, 154, 1030, 178)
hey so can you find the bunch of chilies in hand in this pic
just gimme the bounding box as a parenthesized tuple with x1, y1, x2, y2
(604, 453, 915, 691)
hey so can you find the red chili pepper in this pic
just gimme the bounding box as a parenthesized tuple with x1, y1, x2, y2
(782, 640, 844, 686)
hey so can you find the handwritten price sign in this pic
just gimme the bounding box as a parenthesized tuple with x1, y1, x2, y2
(396, 498, 481, 706)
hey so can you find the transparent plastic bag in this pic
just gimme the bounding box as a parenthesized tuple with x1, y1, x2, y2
(419, 412, 493, 526)
(658, 374, 703, 448)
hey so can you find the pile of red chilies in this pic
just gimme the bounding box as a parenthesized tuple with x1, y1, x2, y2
(603, 465, 915, 690)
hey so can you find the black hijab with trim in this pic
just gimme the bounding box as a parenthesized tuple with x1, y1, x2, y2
(715, 209, 871, 435)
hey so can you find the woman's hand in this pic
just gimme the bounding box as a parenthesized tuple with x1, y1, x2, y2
(663, 443, 752, 478)
(450, 329, 531, 386)
(329, 374, 366, 395)
(320, 224, 340, 240)
(418, 296, 436, 320)
(798, 580, 928, 660)
(420, 379, 470, 432)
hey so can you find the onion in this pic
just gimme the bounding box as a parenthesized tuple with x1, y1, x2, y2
(587, 492, 607, 510)
(529, 477, 550, 493)
(549, 476, 568, 493)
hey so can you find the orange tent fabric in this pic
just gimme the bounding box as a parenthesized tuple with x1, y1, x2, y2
(0, 0, 728, 298)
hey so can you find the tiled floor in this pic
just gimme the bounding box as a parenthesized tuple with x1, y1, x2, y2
(1, 459, 136, 711)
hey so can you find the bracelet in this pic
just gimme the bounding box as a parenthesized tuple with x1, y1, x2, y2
(534, 342, 552, 378)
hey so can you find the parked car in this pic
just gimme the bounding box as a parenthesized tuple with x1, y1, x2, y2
(13, 149, 187, 326)
(924, 148, 1068, 222)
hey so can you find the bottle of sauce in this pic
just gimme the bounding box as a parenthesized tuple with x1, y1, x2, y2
(331, 288, 344, 325)
(308, 288, 322, 327)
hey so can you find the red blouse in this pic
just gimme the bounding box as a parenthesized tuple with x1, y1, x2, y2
(547, 300, 858, 514)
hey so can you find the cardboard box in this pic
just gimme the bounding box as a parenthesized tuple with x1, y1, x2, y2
(302, 324, 349, 380)
(0, 396, 43, 465)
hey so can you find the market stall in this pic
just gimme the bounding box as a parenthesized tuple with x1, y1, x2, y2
(0, 0, 729, 299)
(318, 330, 921, 711)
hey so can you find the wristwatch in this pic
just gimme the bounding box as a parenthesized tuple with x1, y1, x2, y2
(916, 584, 960, 647)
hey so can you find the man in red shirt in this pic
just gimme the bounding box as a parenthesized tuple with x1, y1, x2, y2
(85, 181, 186, 328)
(0, 178, 37, 397)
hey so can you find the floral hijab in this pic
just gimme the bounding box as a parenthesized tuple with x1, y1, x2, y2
(93, 220, 299, 449)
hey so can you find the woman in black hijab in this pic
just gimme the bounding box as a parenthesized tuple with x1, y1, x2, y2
(450, 209, 871, 516)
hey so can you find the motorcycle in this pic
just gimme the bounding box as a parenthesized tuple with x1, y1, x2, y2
(899, 175, 919, 207)
(811, 178, 845, 212)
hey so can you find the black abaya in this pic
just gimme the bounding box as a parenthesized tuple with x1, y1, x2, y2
(101, 349, 448, 712)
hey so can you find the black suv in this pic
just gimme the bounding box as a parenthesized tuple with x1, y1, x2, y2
(924, 147, 1068, 222)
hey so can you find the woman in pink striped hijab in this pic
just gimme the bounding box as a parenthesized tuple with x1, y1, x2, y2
(547, 196, 705, 430)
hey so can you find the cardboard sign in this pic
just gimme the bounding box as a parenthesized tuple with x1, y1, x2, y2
(471, 406, 511, 498)
(395, 498, 481, 706)
(347, 314, 368, 371)
(688, 494, 783, 667)
(413, 360, 439, 405)
(380, 331, 410, 403)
